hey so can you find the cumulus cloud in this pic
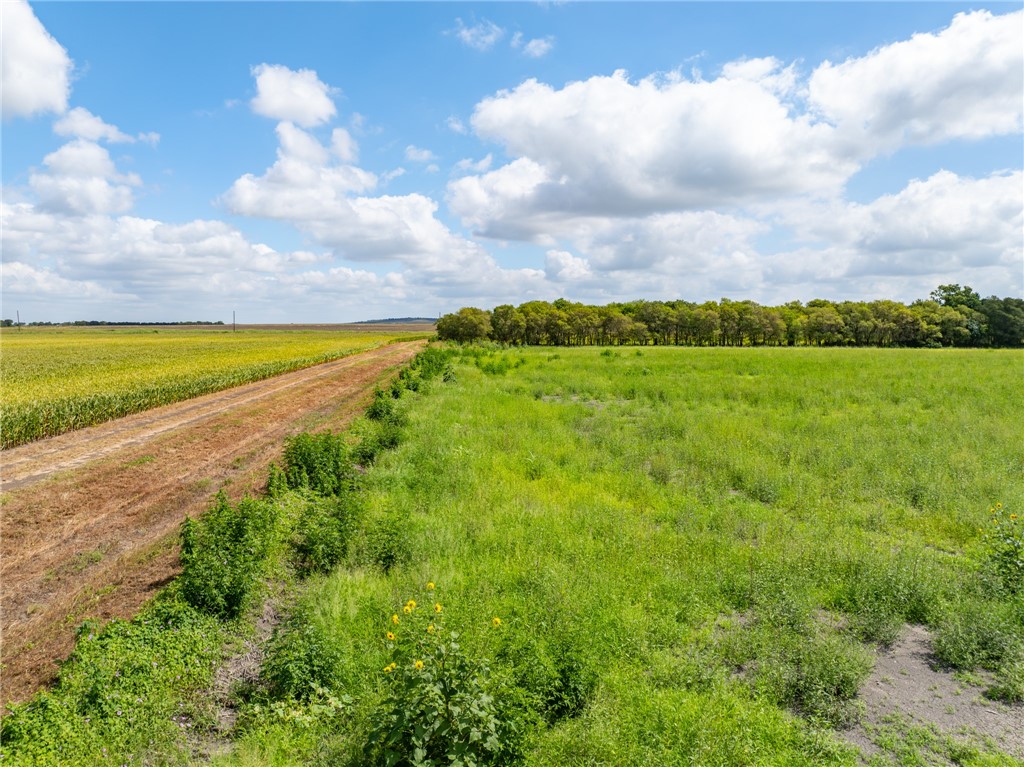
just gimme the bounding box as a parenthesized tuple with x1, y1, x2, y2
(1, 0, 72, 118)
(809, 9, 1023, 155)
(452, 18, 505, 51)
(545, 250, 592, 282)
(54, 107, 131, 143)
(29, 139, 141, 216)
(250, 63, 337, 127)
(1, 260, 131, 301)
(449, 70, 846, 237)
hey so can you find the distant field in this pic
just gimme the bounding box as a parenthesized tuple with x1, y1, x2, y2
(0, 326, 431, 448)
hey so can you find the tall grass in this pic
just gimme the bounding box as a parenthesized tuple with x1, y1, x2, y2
(219, 346, 1021, 765)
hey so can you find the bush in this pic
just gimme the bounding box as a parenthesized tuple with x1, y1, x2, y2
(179, 493, 278, 619)
(282, 431, 357, 497)
(753, 630, 872, 726)
(262, 611, 346, 700)
(933, 600, 1023, 671)
(292, 493, 363, 576)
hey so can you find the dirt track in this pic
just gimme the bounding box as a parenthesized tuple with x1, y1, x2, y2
(0, 340, 424, 705)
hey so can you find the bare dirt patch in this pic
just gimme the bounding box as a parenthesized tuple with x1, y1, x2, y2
(844, 624, 1023, 763)
(0, 340, 424, 705)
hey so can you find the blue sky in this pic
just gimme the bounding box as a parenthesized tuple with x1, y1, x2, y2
(2, 2, 1021, 323)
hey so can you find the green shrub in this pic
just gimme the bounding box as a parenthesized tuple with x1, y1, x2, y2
(262, 611, 346, 700)
(283, 431, 356, 497)
(266, 462, 288, 498)
(292, 493, 363, 576)
(753, 630, 872, 726)
(933, 600, 1023, 671)
(366, 589, 520, 766)
(985, 659, 1024, 703)
(179, 493, 278, 619)
(367, 389, 397, 420)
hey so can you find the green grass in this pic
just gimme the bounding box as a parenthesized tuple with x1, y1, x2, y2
(4, 346, 1021, 765)
(216, 346, 1021, 765)
(0, 326, 425, 448)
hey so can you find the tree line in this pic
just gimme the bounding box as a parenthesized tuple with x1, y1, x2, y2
(436, 285, 1024, 348)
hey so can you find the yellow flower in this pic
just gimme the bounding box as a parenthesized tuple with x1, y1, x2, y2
(1012, 514, 1018, 521)
(996, 502, 1003, 509)
(403, 605, 412, 615)
(492, 617, 502, 627)
(427, 624, 435, 634)
(407, 599, 417, 610)
(434, 603, 443, 613)
(414, 660, 424, 670)
(386, 631, 396, 641)
(391, 614, 400, 625)
(426, 582, 436, 590)
(384, 662, 396, 673)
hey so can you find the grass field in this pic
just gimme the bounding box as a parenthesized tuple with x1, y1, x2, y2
(0, 326, 428, 448)
(3, 346, 1021, 766)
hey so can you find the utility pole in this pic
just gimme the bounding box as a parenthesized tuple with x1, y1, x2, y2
(16, 310, 21, 331)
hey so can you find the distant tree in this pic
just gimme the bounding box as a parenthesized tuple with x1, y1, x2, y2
(930, 284, 981, 311)
(490, 304, 525, 345)
(436, 307, 492, 343)
(978, 297, 1024, 347)
(1, 319, 13, 327)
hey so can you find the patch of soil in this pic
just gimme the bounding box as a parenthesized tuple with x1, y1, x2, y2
(843, 624, 1023, 761)
(0, 341, 424, 706)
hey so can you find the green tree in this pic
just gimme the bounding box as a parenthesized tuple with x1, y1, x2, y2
(436, 307, 492, 343)
(930, 284, 981, 311)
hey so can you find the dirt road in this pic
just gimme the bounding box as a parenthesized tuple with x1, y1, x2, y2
(0, 340, 424, 705)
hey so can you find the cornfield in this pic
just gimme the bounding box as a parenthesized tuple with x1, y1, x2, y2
(0, 327, 422, 449)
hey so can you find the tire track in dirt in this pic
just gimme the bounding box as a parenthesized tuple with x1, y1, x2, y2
(0, 340, 424, 705)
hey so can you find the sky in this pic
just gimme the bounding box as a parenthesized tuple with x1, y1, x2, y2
(1, 1, 1022, 323)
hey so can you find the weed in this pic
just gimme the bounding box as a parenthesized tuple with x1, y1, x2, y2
(283, 431, 357, 497)
(982, 502, 1023, 595)
(179, 493, 278, 619)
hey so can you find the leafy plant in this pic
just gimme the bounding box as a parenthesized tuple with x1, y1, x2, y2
(291, 493, 363, 576)
(179, 493, 278, 619)
(282, 431, 357, 497)
(983, 502, 1023, 595)
(366, 587, 518, 767)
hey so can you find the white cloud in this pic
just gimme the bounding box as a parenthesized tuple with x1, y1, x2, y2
(1, 260, 130, 301)
(250, 63, 337, 127)
(453, 18, 505, 51)
(29, 139, 140, 216)
(454, 154, 493, 174)
(721, 56, 797, 96)
(405, 145, 437, 163)
(545, 250, 592, 282)
(523, 37, 555, 58)
(0, 0, 71, 118)
(450, 71, 846, 237)
(54, 107, 133, 143)
(809, 9, 1023, 155)
(331, 127, 358, 162)
(446, 115, 468, 134)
